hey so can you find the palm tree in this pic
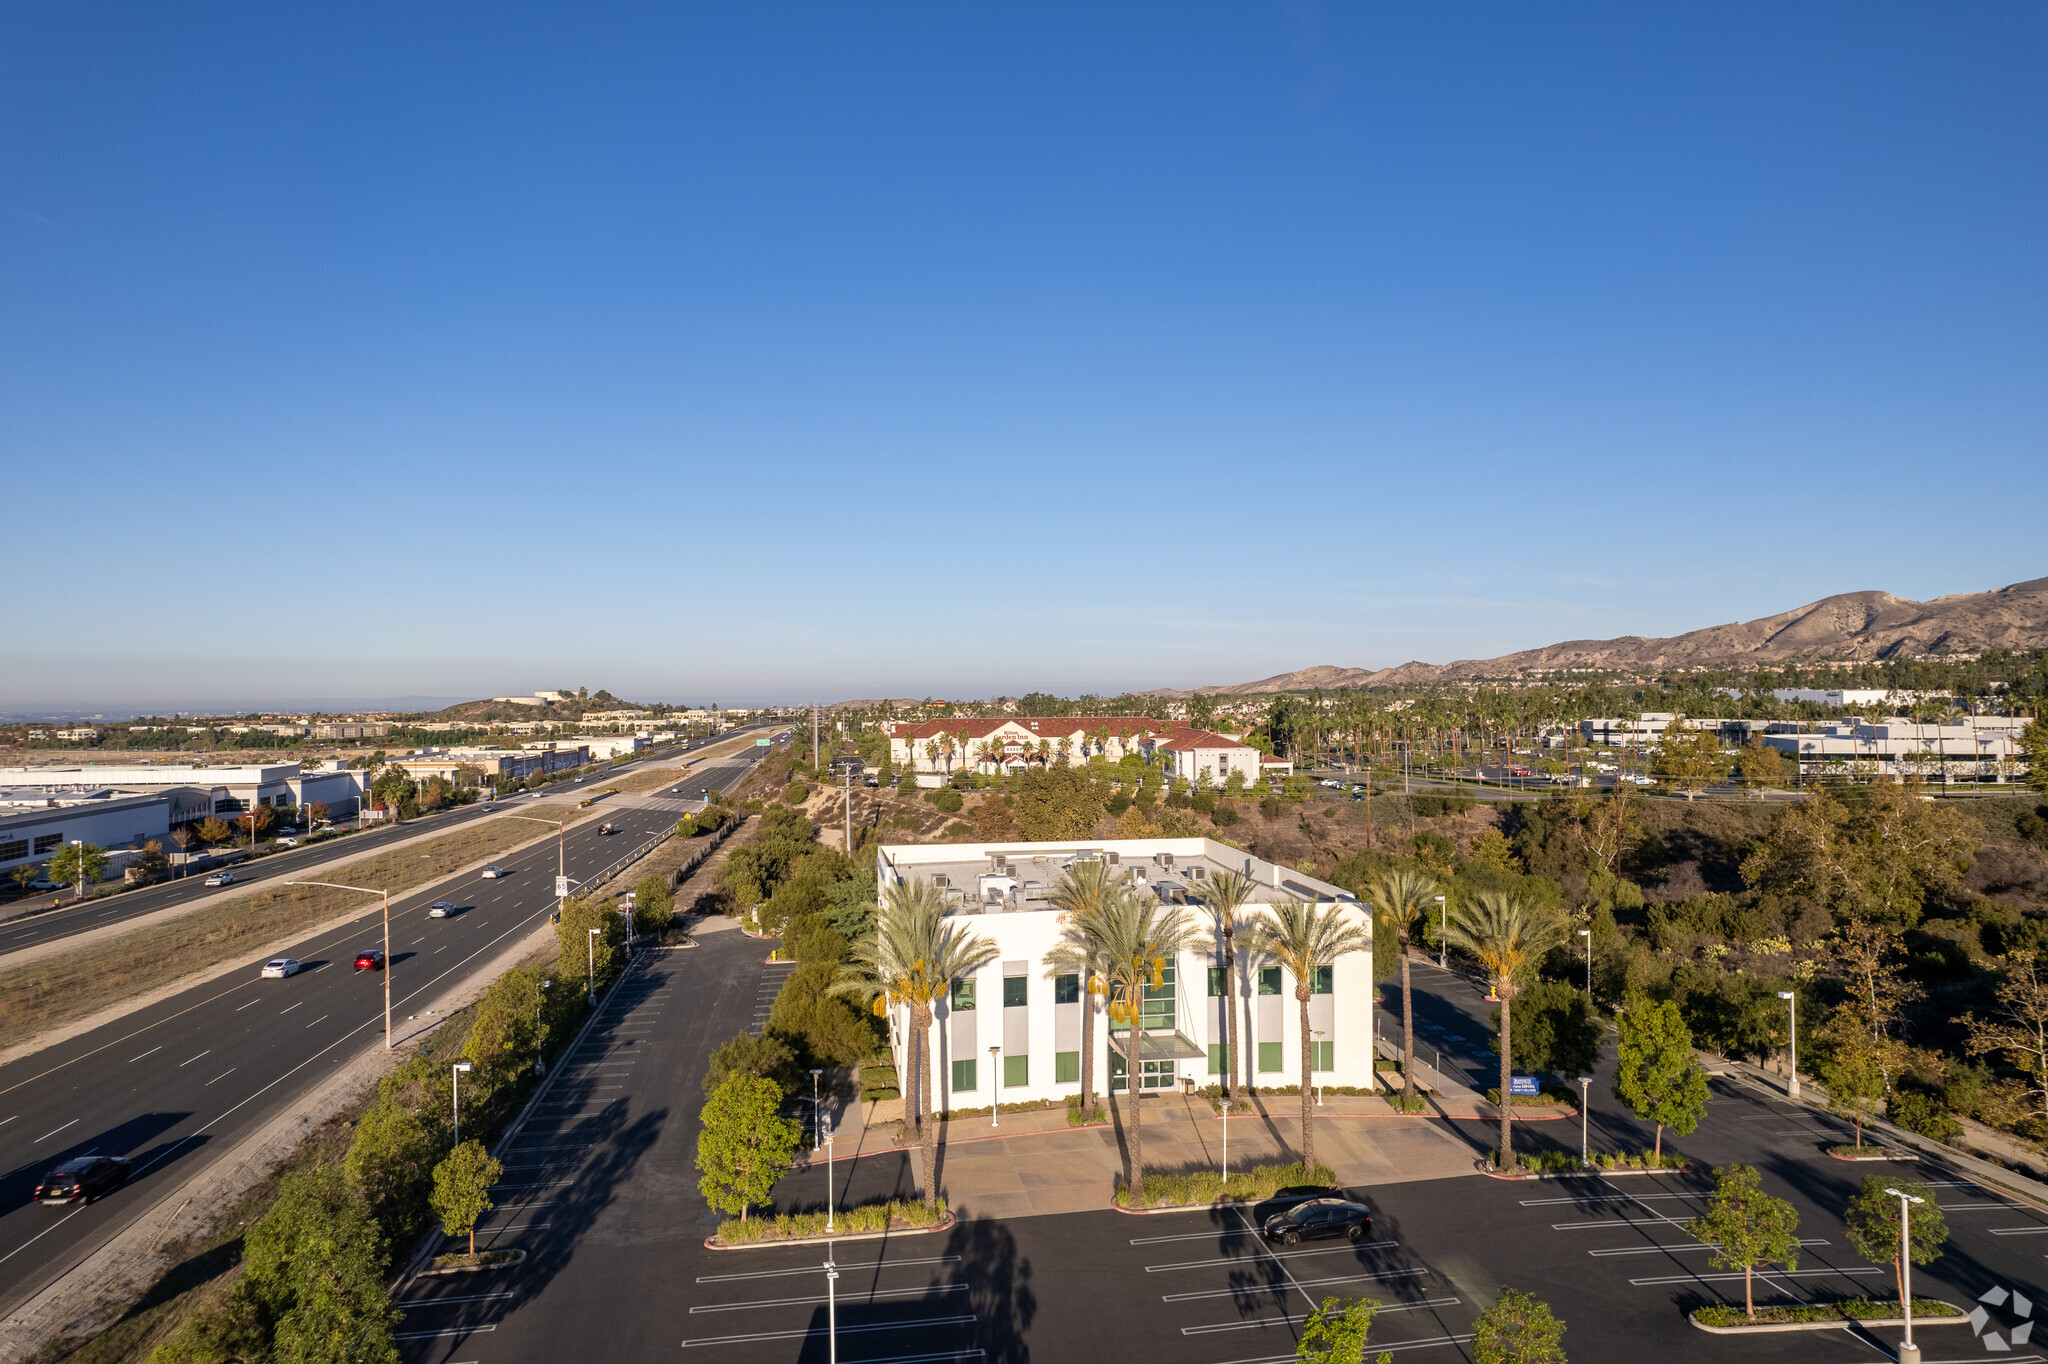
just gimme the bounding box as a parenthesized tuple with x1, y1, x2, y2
(1084, 888, 1200, 1202)
(1362, 868, 1440, 1107)
(1200, 869, 1258, 1104)
(1045, 861, 1118, 1112)
(1244, 898, 1371, 1175)
(1442, 889, 1569, 1168)
(832, 877, 997, 1210)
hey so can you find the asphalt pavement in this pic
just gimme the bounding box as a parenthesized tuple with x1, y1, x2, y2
(0, 735, 735, 958)
(0, 743, 771, 1321)
(389, 932, 2048, 1363)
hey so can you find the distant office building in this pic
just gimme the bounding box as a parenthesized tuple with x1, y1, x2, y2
(0, 762, 367, 819)
(0, 790, 214, 875)
(1762, 717, 2029, 780)
(387, 745, 589, 784)
(311, 722, 393, 740)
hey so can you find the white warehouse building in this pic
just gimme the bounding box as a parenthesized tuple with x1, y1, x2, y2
(873, 838, 1373, 1110)
(0, 762, 368, 819)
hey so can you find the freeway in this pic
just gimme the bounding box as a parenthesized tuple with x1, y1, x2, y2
(0, 737, 781, 1322)
(0, 734, 744, 960)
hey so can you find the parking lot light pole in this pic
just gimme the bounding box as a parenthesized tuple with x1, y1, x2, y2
(811, 1069, 824, 1149)
(825, 1252, 840, 1364)
(823, 1120, 835, 1234)
(989, 1046, 1001, 1125)
(1434, 896, 1446, 970)
(288, 879, 391, 1048)
(1885, 1187, 1925, 1364)
(452, 1061, 473, 1145)
(1777, 991, 1801, 1098)
(535, 979, 551, 1075)
(1578, 1076, 1592, 1162)
(1577, 928, 1592, 995)
(588, 927, 601, 1003)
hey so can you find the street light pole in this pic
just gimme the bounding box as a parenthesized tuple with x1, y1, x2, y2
(536, 979, 551, 1075)
(824, 1252, 840, 1364)
(452, 1061, 472, 1145)
(588, 927, 601, 1003)
(811, 1068, 824, 1150)
(823, 1120, 836, 1234)
(69, 839, 84, 904)
(1777, 991, 1800, 1098)
(989, 1045, 1001, 1125)
(287, 879, 392, 1047)
(1578, 1076, 1592, 1162)
(1435, 895, 1447, 970)
(1577, 928, 1592, 996)
(1885, 1187, 1925, 1364)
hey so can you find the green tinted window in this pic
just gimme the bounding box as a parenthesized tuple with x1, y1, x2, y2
(1054, 973, 1080, 1004)
(1207, 1044, 1228, 1075)
(951, 1058, 977, 1091)
(1258, 967, 1281, 995)
(1003, 976, 1027, 1008)
(1312, 966, 1333, 995)
(1311, 1040, 1334, 1071)
(1257, 1041, 1282, 1073)
(951, 979, 976, 1011)
(1207, 967, 1227, 997)
(1055, 1051, 1080, 1083)
(1004, 1054, 1028, 1087)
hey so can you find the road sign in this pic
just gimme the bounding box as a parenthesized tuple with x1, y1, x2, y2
(756, 738, 771, 745)
(1508, 1076, 1539, 1096)
(555, 875, 572, 897)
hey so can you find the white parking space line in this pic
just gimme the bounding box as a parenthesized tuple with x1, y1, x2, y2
(680, 1314, 975, 1348)
(1589, 1238, 1828, 1258)
(1145, 1241, 1397, 1273)
(1130, 1227, 1258, 1245)
(1990, 1227, 2048, 1236)
(394, 1325, 497, 1341)
(1518, 1193, 1702, 1207)
(1550, 1218, 1691, 1230)
(689, 1283, 969, 1314)
(1163, 1267, 1431, 1302)
(696, 1254, 961, 1284)
(1629, 1267, 1883, 1286)
(397, 1291, 516, 1307)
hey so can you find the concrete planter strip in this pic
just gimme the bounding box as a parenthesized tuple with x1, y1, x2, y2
(705, 1214, 955, 1251)
(1688, 1305, 1965, 1335)
(420, 1248, 527, 1277)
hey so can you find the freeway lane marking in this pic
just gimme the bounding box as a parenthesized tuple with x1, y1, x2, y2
(279, 1003, 301, 1014)
(0, 1206, 84, 1271)
(681, 1315, 975, 1348)
(697, 1255, 961, 1284)
(31, 1118, 78, 1143)
(205, 1068, 236, 1086)
(236, 999, 259, 1011)
(303, 1015, 328, 1029)
(178, 1050, 210, 1067)
(688, 1283, 969, 1314)
(127, 1047, 161, 1063)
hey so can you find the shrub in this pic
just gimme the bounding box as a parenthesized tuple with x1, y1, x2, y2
(1692, 1298, 1959, 1327)
(1591, 1148, 1692, 1171)
(704, 1032, 801, 1097)
(1211, 802, 1238, 827)
(1888, 1088, 1963, 1143)
(897, 777, 917, 795)
(1411, 792, 1477, 817)
(1113, 1160, 1335, 1209)
(716, 1197, 947, 1245)
(928, 787, 964, 814)
(1106, 792, 1131, 817)
(1259, 796, 1285, 819)
(784, 781, 809, 804)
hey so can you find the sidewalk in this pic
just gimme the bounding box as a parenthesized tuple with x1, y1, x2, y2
(823, 1085, 1483, 1220)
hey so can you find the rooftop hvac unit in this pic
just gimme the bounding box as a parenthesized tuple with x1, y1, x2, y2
(932, 874, 950, 888)
(1188, 866, 1207, 880)
(1106, 852, 1120, 865)
(1156, 853, 1175, 868)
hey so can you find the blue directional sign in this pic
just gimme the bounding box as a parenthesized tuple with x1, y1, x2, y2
(1508, 1076, 1540, 1096)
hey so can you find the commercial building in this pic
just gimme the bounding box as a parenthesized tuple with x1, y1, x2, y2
(0, 789, 212, 875)
(1154, 729, 1264, 788)
(524, 735, 641, 761)
(0, 763, 368, 819)
(872, 837, 1373, 1109)
(387, 745, 590, 784)
(311, 722, 392, 740)
(1762, 717, 2030, 780)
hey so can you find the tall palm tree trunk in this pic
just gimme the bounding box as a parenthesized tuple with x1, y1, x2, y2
(1496, 988, 1513, 1166)
(1125, 1032, 1145, 1199)
(1399, 933, 1416, 1104)
(1298, 992, 1316, 1173)
(1224, 938, 1243, 1104)
(1079, 971, 1094, 1113)
(913, 1002, 938, 1210)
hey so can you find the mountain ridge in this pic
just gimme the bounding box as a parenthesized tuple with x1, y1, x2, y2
(1137, 576, 2048, 696)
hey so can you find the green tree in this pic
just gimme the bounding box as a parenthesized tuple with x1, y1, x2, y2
(1361, 868, 1440, 1107)
(1962, 952, 2048, 1140)
(236, 1166, 401, 1364)
(1445, 890, 1570, 1166)
(703, 1031, 801, 1097)
(1246, 898, 1372, 1174)
(1470, 1286, 1568, 1364)
(1651, 719, 1728, 801)
(46, 840, 109, 896)
(345, 1055, 451, 1243)
(1813, 1013, 1886, 1150)
(1488, 980, 1600, 1078)
(1296, 1295, 1387, 1363)
(9, 864, 38, 897)
(695, 1072, 802, 1222)
(429, 1140, 503, 1257)
(555, 894, 626, 998)
(1843, 1176, 1948, 1308)
(1612, 993, 1710, 1161)
(1684, 1164, 1800, 1319)
(2020, 718, 2048, 794)
(197, 815, 232, 845)
(1735, 735, 1789, 793)
(1010, 760, 1106, 839)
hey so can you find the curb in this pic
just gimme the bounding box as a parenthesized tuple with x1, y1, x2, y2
(1826, 1148, 1917, 1162)
(1688, 1305, 1966, 1335)
(418, 1248, 528, 1277)
(1111, 1190, 1325, 1217)
(705, 1213, 956, 1251)
(1477, 1161, 1699, 1181)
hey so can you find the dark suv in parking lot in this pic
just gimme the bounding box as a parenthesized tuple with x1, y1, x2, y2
(34, 1157, 129, 1204)
(1260, 1196, 1372, 1246)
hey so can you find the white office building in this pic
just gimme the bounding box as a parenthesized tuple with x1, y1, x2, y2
(1762, 717, 2031, 780)
(0, 789, 213, 874)
(873, 838, 1373, 1110)
(0, 762, 368, 819)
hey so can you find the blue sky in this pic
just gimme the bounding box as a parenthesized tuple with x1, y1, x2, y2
(3, 4, 2043, 712)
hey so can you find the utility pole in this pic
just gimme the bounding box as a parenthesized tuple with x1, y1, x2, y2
(843, 768, 853, 855)
(812, 705, 820, 773)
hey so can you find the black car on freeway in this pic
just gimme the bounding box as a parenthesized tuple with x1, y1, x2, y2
(1260, 1196, 1373, 1246)
(34, 1157, 130, 1205)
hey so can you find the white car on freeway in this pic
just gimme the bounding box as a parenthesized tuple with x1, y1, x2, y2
(275, 836, 298, 847)
(260, 958, 302, 979)
(428, 901, 456, 918)
(480, 865, 507, 879)
(204, 870, 236, 887)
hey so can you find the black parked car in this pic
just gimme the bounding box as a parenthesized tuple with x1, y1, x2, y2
(1260, 1196, 1372, 1246)
(34, 1156, 129, 1205)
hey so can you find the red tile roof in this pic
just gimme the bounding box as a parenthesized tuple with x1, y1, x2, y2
(1156, 729, 1256, 751)
(888, 716, 1168, 741)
